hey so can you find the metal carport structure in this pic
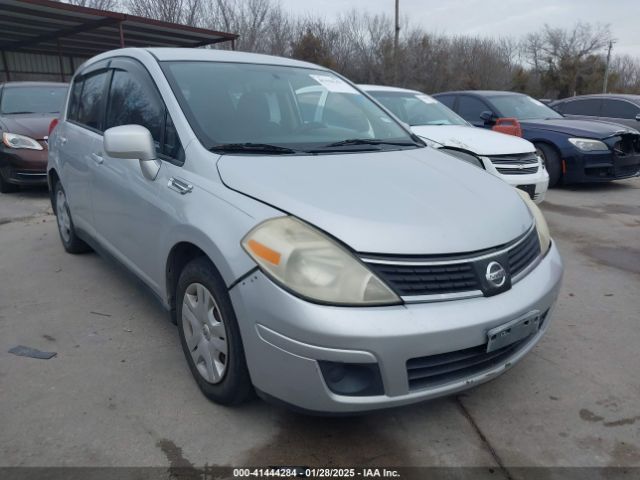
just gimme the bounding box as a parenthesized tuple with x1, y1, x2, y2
(0, 0, 238, 81)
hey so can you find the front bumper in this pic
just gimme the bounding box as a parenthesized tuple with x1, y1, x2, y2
(230, 243, 563, 413)
(563, 149, 640, 184)
(479, 156, 549, 203)
(0, 145, 48, 186)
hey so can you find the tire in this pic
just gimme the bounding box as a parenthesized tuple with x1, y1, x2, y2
(176, 257, 253, 405)
(53, 181, 91, 253)
(535, 143, 562, 188)
(0, 172, 19, 193)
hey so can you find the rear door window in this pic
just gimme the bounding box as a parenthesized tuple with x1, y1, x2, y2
(601, 99, 639, 119)
(75, 71, 109, 132)
(560, 98, 602, 116)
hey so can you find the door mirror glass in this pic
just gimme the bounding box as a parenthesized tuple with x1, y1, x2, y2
(103, 125, 157, 161)
(480, 110, 495, 123)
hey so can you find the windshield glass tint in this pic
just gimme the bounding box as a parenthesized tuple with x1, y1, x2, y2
(0, 86, 67, 114)
(490, 95, 562, 120)
(370, 91, 468, 126)
(161, 61, 415, 151)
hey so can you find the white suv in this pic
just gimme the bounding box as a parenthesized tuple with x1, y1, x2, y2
(361, 85, 549, 203)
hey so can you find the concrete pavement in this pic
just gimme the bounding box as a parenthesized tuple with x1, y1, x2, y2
(0, 180, 638, 473)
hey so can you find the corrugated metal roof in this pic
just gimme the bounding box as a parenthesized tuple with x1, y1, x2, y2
(0, 0, 238, 58)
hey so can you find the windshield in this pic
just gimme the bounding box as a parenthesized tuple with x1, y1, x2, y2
(489, 94, 563, 120)
(369, 91, 468, 126)
(0, 85, 67, 115)
(161, 61, 419, 153)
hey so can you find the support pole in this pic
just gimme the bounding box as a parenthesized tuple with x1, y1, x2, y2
(394, 0, 400, 84)
(119, 21, 125, 48)
(603, 40, 613, 94)
(57, 39, 65, 82)
(1, 50, 10, 81)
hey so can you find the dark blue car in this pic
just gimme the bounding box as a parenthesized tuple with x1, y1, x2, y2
(432, 90, 640, 187)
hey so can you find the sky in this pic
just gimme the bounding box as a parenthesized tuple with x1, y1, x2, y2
(279, 0, 640, 58)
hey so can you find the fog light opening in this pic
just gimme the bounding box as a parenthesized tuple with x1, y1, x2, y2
(318, 361, 384, 396)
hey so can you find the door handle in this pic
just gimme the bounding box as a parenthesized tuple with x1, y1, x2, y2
(91, 152, 104, 165)
(168, 177, 193, 195)
(60, 137, 68, 145)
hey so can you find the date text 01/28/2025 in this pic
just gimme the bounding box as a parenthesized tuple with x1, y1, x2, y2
(233, 468, 401, 477)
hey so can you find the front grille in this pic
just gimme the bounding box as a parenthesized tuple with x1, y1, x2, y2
(613, 134, 640, 155)
(488, 153, 539, 165)
(489, 153, 539, 176)
(508, 227, 541, 277)
(406, 311, 548, 391)
(496, 165, 539, 175)
(364, 226, 540, 299)
(367, 263, 480, 297)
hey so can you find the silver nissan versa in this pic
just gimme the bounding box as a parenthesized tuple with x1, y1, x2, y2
(48, 48, 563, 414)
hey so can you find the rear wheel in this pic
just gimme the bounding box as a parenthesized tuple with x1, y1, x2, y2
(535, 143, 562, 188)
(176, 257, 253, 405)
(53, 181, 91, 253)
(0, 172, 19, 193)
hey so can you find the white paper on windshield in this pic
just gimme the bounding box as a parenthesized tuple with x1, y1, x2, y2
(309, 74, 358, 94)
(416, 94, 437, 104)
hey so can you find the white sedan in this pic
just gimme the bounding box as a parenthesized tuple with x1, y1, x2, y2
(360, 85, 549, 203)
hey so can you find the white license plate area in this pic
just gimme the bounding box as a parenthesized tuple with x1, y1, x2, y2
(486, 311, 541, 353)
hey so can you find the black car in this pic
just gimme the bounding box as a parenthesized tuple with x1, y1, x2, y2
(549, 94, 640, 130)
(433, 90, 640, 187)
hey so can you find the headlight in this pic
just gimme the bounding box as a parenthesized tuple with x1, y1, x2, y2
(439, 148, 484, 169)
(515, 189, 551, 255)
(2, 132, 43, 150)
(241, 216, 400, 306)
(568, 138, 608, 152)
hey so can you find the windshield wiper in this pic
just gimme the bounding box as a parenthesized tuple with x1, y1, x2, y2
(209, 143, 300, 154)
(322, 138, 418, 148)
(4, 111, 36, 115)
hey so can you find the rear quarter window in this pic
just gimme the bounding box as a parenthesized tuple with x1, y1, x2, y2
(67, 78, 83, 121)
(75, 71, 109, 131)
(560, 98, 601, 116)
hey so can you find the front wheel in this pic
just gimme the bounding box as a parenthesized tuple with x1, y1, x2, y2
(535, 143, 562, 188)
(177, 257, 253, 405)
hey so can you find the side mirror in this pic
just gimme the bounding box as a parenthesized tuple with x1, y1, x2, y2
(103, 125, 160, 180)
(635, 113, 640, 121)
(480, 111, 495, 124)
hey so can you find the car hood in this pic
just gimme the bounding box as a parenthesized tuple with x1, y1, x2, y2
(520, 118, 638, 139)
(0, 113, 57, 140)
(217, 148, 533, 255)
(411, 124, 535, 155)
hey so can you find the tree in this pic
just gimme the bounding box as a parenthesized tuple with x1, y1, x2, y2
(291, 28, 335, 69)
(55, 0, 121, 10)
(125, 0, 201, 24)
(522, 22, 612, 97)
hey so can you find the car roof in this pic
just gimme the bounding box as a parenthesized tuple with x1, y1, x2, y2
(359, 84, 423, 95)
(83, 47, 327, 72)
(553, 93, 640, 104)
(434, 90, 526, 97)
(1, 81, 68, 88)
